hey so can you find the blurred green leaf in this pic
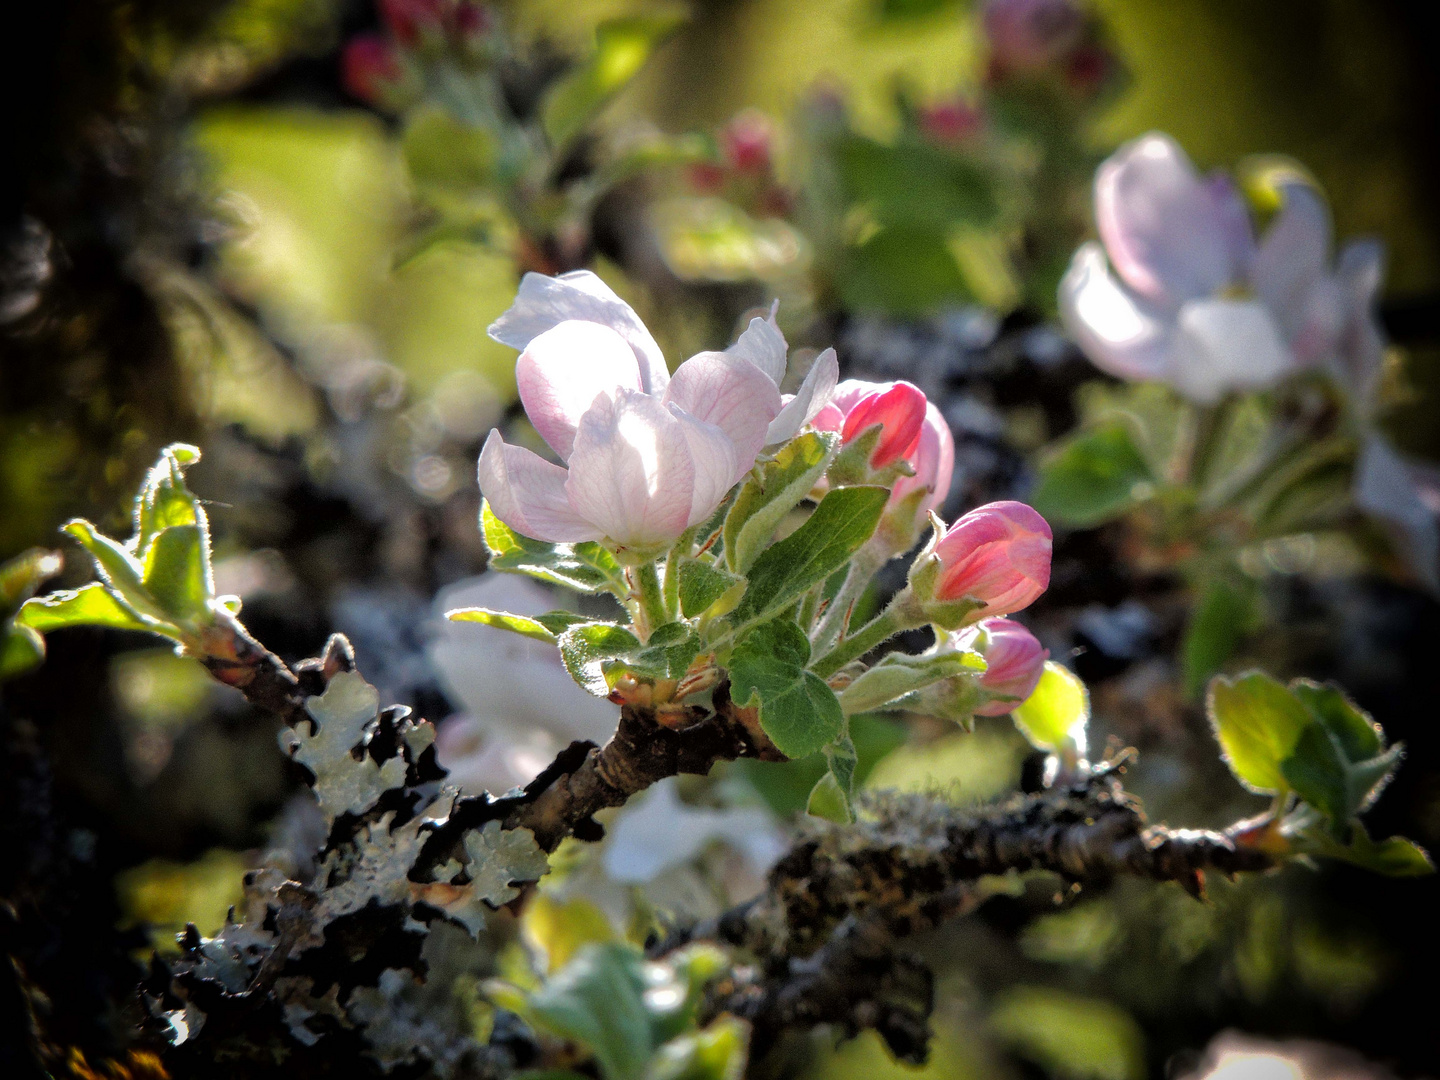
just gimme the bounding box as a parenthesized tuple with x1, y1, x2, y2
(835, 226, 973, 315)
(1281, 679, 1403, 823)
(989, 987, 1144, 1080)
(403, 106, 497, 191)
(808, 733, 859, 823)
(739, 713, 907, 817)
(723, 431, 836, 574)
(872, 0, 965, 21)
(646, 1016, 748, 1080)
(1031, 423, 1155, 529)
(1, 548, 63, 681)
(729, 486, 888, 628)
(834, 135, 998, 229)
(543, 16, 686, 151)
(1281, 722, 1352, 823)
(1011, 661, 1088, 755)
(446, 607, 587, 643)
(1206, 671, 1312, 794)
(1180, 575, 1259, 698)
(1311, 822, 1433, 877)
(0, 624, 45, 681)
(729, 620, 844, 760)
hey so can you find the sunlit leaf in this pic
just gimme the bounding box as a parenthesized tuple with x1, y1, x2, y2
(1206, 671, 1312, 794)
(729, 620, 844, 759)
(1011, 661, 1088, 755)
(17, 583, 158, 636)
(483, 501, 625, 595)
(723, 431, 835, 574)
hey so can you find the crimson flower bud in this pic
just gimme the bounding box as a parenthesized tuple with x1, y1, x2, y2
(342, 35, 403, 104)
(954, 618, 1048, 715)
(932, 501, 1052, 615)
(817, 380, 927, 468)
(982, 0, 1084, 76)
(722, 110, 775, 175)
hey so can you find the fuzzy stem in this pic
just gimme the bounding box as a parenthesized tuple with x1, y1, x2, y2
(631, 563, 668, 640)
(811, 547, 885, 653)
(810, 590, 926, 679)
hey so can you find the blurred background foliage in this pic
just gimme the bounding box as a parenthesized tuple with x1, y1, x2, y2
(3, 1, 1439, 1078)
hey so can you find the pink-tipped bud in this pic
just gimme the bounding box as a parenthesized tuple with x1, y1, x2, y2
(918, 100, 983, 146)
(955, 618, 1048, 715)
(722, 110, 775, 175)
(933, 500, 1052, 615)
(342, 35, 403, 103)
(889, 402, 955, 518)
(982, 0, 1084, 76)
(379, 0, 445, 45)
(839, 381, 928, 468)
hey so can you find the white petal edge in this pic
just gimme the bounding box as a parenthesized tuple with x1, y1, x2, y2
(1252, 182, 1332, 343)
(669, 405, 743, 526)
(477, 431, 602, 543)
(488, 270, 670, 396)
(664, 350, 780, 472)
(1354, 435, 1440, 593)
(515, 321, 644, 460)
(1058, 243, 1172, 384)
(767, 346, 839, 444)
(726, 314, 788, 385)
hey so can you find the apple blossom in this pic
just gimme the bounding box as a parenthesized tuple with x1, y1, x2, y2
(1060, 132, 1387, 404)
(479, 271, 837, 549)
(953, 617, 1048, 715)
(983, 0, 1085, 76)
(930, 500, 1052, 615)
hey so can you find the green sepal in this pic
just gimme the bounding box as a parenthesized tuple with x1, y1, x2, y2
(825, 426, 884, 487)
(839, 647, 984, 715)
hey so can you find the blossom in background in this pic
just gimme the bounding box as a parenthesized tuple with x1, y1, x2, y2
(427, 573, 618, 794)
(983, 0, 1085, 76)
(952, 617, 1048, 715)
(1060, 132, 1386, 404)
(932, 500, 1052, 614)
(479, 271, 837, 548)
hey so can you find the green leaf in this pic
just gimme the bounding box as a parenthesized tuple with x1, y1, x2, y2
(403, 105, 495, 191)
(1011, 661, 1089, 754)
(839, 648, 985, 715)
(542, 16, 685, 151)
(833, 134, 998, 229)
(1206, 672, 1313, 794)
(1290, 681, 1383, 761)
(676, 559, 745, 619)
(808, 734, 859, 823)
(1280, 723, 1351, 823)
(646, 1016, 749, 1080)
(626, 622, 703, 682)
(835, 225, 974, 316)
(142, 525, 212, 623)
(729, 621, 844, 759)
(558, 623, 644, 697)
(61, 520, 174, 627)
(1, 624, 45, 680)
(722, 432, 835, 574)
(446, 607, 587, 643)
(729, 486, 889, 629)
(483, 501, 625, 595)
(527, 943, 659, 1080)
(1030, 423, 1155, 530)
(1311, 822, 1433, 877)
(1, 548, 62, 618)
(1181, 576, 1260, 698)
(17, 583, 158, 635)
(132, 443, 202, 556)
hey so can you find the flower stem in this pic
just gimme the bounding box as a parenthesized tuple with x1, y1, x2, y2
(811, 547, 885, 653)
(632, 562, 668, 641)
(810, 590, 926, 679)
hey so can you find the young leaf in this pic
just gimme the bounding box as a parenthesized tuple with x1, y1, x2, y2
(677, 559, 745, 619)
(626, 622, 703, 682)
(1206, 672, 1312, 794)
(558, 623, 644, 697)
(1, 624, 45, 680)
(142, 525, 213, 623)
(723, 431, 835, 574)
(1, 549, 62, 617)
(1310, 822, 1433, 877)
(1280, 723, 1351, 824)
(729, 486, 889, 629)
(541, 15, 685, 150)
(838, 648, 984, 715)
(1030, 423, 1155, 530)
(61, 519, 173, 626)
(1011, 661, 1089, 755)
(1290, 681, 1383, 761)
(17, 582, 160, 635)
(482, 501, 625, 595)
(728, 621, 844, 759)
(132, 443, 203, 556)
(1181, 575, 1260, 699)
(808, 734, 859, 823)
(446, 607, 587, 643)
(526, 942, 660, 1080)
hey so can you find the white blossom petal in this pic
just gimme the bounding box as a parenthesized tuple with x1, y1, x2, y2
(477, 431, 602, 543)
(664, 350, 780, 472)
(603, 778, 782, 883)
(515, 321, 644, 460)
(726, 314, 788, 384)
(1355, 435, 1440, 593)
(1252, 182, 1332, 342)
(1058, 243, 1172, 383)
(767, 346, 838, 444)
(1095, 132, 1247, 306)
(1332, 239, 1388, 412)
(564, 389, 696, 548)
(1168, 298, 1291, 403)
(669, 405, 742, 526)
(488, 270, 670, 396)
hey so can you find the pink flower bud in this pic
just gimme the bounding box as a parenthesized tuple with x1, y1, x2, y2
(342, 35, 403, 103)
(955, 618, 1048, 715)
(722, 111, 775, 175)
(982, 0, 1084, 76)
(917, 100, 983, 146)
(888, 401, 954, 518)
(830, 380, 928, 468)
(933, 500, 1052, 615)
(380, 0, 445, 45)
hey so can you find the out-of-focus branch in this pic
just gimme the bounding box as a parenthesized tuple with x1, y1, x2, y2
(657, 767, 1275, 1061)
